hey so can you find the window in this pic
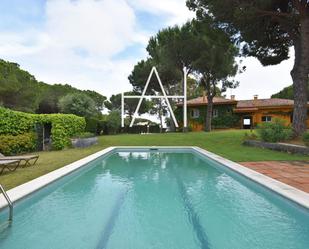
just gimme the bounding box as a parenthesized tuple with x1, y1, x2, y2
(213, 109, 218, 118)
(262, 116, 272, 122)
(190, 109, 200, 118)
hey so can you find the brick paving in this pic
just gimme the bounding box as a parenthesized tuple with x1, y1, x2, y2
(241, 161, 309, 193)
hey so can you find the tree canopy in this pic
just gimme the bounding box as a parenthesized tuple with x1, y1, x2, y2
(272, 83, 309, 100)
(105, 91, 152, 122)
(58, 93, 98, 118)
(0, 60, 41, 112)
(0, 59, 107, 116)
(128, 18, 239, 131)
(190, 18, 239, 131)
(187, 0, 309, 135)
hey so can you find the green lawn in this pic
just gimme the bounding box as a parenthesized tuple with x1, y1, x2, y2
(1, 130, 308, 190)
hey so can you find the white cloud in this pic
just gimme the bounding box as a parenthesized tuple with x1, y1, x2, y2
(233, 52, 294, 100)
(0, 0, 295, 104)
(0, 31, 49, 56)
(0, 0, 194, 99)
(129, 0, 195, 25)
(45, 0, 138, 56)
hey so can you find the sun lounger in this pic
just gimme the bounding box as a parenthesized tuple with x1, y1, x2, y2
(0, 160, 21, 174)
(0, 153, 39, 167)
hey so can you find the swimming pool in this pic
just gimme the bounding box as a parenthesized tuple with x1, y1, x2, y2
(0, 147, 309, 249)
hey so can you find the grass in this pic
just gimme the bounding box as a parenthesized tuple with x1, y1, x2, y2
(1, 130, 308, 190)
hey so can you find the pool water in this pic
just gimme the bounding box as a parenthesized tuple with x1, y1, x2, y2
(0, 151, 309, 249)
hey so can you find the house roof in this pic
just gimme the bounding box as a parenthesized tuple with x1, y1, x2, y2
(178, 96, 309, 110)
(178, 96, 237, 106)
(236, 98, 295, 108)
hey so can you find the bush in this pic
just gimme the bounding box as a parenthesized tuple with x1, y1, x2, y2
(104, 111, 121, 135)
(212, 114, 240, 129)
(0, 132, 37, 155)
(303, 132, 309, 147)
(85, 117, 104, 135)
(0, 107, 86, 150)
(243, 131, 258, 141)
(40, 114, 86, 150)
(58, 93, 98, 118)
(0, 107, 36, 135)
(257, 118, 293, 143)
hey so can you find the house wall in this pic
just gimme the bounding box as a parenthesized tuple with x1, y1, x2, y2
(178, 104, 309, 131)
(252, 107, 292, 127)
(240, 107, 309, 128)
(187, 104, 239, 131)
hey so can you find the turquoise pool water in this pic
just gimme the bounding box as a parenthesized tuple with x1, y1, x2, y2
(0, 150, 309, 249)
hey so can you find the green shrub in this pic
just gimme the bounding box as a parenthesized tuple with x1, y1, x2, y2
(212, 114, 240, 129)
(0, 132, 37, 155)
(303, 132, 309, 147)
(41, 114, 86, 150)
(103, 111, 121, 135)
(243, 131, 258, 141)
(0, 107, 36, 135)
(85, 117, 104, 135)
(257, 118, 293, 143)
(0, 107, 85, 150)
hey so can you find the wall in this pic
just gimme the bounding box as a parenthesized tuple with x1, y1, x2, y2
(252, 107, 292, 127)
(187, 104, 239, 131)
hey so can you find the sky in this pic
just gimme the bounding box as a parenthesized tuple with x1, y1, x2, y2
(0, 0, 295, 101)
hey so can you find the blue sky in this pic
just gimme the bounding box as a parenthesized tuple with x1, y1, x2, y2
(0, 0, 294, 100)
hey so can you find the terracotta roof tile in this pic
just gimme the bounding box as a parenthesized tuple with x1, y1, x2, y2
(236, 98, 295, 108)
(177, 96, 309, 108)
(178, 96, 237, 106)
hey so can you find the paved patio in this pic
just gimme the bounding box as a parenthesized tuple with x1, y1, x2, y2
(241, 161, 309, 193)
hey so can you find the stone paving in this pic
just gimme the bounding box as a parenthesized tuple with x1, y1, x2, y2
(241, 161, 309, 193)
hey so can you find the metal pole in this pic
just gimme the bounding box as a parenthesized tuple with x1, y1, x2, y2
(130, 67, 156, 127)
(121, 92, 124, 128)
(0, 184, 13, 221)
(153, 68, 179, 128)
(183, 67, 188, 132)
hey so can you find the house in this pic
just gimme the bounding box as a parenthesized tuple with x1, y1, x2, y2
(177, 95, 309, 131)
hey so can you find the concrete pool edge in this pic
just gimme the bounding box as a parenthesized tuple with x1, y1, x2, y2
(192, 146, 309, 210)
(1, 146, 309, 211)
(0, 147, 117, 210)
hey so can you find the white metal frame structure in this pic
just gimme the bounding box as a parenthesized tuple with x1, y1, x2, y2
(121, 66, 187, 130)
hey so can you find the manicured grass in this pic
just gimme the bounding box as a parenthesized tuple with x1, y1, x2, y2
(1, 130, 308, 190)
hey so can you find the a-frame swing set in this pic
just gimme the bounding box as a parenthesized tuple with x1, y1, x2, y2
(121, 67, 188, 131)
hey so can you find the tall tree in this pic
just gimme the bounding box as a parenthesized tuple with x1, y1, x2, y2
(187, 0, 309, 136)
(0, 60, 41, 112)
(191, 19, 239, 131)
(128, 59, 179, 128)
(105, 91, 152, 123)
(58, 93, 98, 118)
(147, 22, 199, 79)
(129, 25, 197, 129)
(272, 83, 309, 99)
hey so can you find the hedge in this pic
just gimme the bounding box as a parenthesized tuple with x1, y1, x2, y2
(0, 108, 36, 135)
(0, 132, 37, 155)
(0, 107, 86, 150)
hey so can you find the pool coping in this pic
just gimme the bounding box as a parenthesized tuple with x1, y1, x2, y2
(1, 146, 309, 211)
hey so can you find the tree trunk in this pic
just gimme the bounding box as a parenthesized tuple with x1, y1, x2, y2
(291, 17, 309, 137)
(205, 96, 213, 132)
